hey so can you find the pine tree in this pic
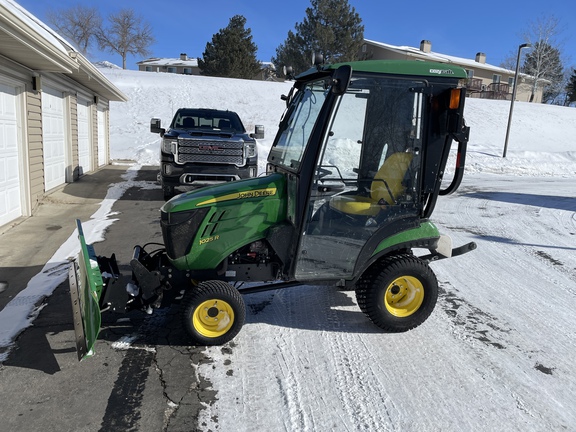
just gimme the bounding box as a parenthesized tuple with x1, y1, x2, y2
(517, 15, 566, 103)
(566, 68, 576, 105)
(199, 15, 261, 79)
(523, 41, 564, 103)
(273, 0, 364, 76)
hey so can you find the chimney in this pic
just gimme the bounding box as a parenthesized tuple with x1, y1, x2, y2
(180, 53, 188, 61)
(420, 40, 432, 53)
(475, 52, 486, 64)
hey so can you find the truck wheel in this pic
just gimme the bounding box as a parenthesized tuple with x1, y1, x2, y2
(181, 280, 245, 346)
(162, 183, 175, 200)
(355, 254, 438, 332)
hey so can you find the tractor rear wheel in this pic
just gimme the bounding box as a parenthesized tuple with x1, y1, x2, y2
(356, 254, 438, 332)
(181, 280, 246, 346)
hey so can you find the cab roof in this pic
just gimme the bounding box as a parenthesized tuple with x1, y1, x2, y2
(297, 60, 468, 80)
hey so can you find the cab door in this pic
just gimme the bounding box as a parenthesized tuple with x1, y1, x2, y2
(295, 77, 426, 281)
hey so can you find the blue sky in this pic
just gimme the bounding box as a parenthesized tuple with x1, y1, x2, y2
(16, 0, 576, 70)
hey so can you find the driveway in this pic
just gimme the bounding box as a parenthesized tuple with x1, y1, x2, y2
(0, 165, 212, 431)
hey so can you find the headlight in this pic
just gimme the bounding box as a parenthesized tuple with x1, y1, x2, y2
(244, 142, 257, 158)
(162, 139, 177, 154)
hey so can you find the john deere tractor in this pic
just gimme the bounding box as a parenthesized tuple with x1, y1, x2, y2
(70, 58, 475, 359)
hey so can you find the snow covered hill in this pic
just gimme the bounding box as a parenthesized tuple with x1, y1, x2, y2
(99, 65, 576, 177)
(97, 67, 576, 431)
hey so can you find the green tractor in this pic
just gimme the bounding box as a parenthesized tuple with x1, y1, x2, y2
(70, 58, 476, 359)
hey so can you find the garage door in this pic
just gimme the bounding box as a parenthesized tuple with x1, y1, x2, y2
(0, 82, 21, 227)
(77, 99, 91, 175)
(42, 86, 67, 191)
(97, 109, 107, 166)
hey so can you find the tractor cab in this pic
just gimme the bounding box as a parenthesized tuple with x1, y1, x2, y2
(268, 60, 471, 282)
(70, 60, 476, 357)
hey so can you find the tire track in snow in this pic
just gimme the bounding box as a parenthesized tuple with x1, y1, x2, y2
(322, 291, 399, 431)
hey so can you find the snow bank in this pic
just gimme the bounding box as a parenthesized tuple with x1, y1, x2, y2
(100, 67, 576, 178)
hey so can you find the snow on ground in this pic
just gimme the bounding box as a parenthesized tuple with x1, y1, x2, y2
(3, 66, 575, 429)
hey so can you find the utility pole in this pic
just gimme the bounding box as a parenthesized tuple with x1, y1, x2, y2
(503, 43, 531, 158)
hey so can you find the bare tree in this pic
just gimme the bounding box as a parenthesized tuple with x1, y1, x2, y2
(520, 15, 566, 102)
(96, 9, 155, 69)
(46, 5, 102, 55)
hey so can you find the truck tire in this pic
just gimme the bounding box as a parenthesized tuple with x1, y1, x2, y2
(181, 280, 246, 346)
(355, 254, 438, 332)
(162, 183, 175, 200)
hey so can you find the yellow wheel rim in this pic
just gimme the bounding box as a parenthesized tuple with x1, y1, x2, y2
(193, 299, 235, 338)
(384, 276, 424, 317)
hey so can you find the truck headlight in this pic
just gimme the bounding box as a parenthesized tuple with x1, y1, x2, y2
(162, 139, 177, 154)
(244, 142, 257, 158)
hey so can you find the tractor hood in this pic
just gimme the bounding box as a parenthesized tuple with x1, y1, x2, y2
(162, 173, 285, 214)
(160, 173, 287, 271)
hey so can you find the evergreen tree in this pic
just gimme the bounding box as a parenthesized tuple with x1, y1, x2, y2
(199, 15, 261, 79)
(517, 15, 565, 103)
(273, 0, 364, 76)
(522, 41, 564, 103)
(566, 68, 576, 105)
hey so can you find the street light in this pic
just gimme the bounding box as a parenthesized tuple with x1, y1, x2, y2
(503, 43, 531, 158)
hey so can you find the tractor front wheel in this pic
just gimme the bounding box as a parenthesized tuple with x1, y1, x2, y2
(181, 280, 246, 346)
(356, 254, 438, 332)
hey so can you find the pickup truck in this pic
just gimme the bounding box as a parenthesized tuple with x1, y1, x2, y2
(151, 108, 264, 199)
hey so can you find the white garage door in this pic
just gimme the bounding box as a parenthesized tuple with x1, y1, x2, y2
(77, 100, 91, 175)
(97, 109, 107, 166)
(0, 82, 21, 227)
(42, 86, 67, 191)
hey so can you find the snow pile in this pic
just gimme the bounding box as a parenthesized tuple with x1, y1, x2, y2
(100, 67, 576, 177)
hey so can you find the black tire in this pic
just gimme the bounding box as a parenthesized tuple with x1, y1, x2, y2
(162, 183, 175, 200)
(181, 280, 246, 346)
(355, 254, 438, 332)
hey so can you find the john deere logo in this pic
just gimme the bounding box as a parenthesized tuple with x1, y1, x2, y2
(429, 69, 455, 75)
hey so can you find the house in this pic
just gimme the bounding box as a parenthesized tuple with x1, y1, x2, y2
(360, 39, 543, 103)
(0, 0, 127, 229)
(138, 54, 279, 81)
(137, 53, 201, 75)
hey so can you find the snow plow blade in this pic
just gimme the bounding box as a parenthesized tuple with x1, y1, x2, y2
(69, 220, 119, 361)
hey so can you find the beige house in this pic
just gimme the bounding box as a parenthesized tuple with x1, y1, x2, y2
(360, 39, 543, 103)
(0, 0, 127, 229)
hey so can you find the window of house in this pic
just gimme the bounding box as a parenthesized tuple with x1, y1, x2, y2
(492, 74, 501, 83)
(466, 69, 474, 78)
(183, 68, 192, 74)
(508, 77, 515, 88)
(167, 67, 177, 73)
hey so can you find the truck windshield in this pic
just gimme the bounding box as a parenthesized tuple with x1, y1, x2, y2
(171, 110, 245, 132)
(268, 79, 329, 170)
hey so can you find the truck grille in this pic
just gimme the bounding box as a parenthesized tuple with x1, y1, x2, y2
(177, 137, 244, 165)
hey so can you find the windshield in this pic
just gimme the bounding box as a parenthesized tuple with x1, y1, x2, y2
(171, 109, 245, 133)
(268, 79, 329, 170)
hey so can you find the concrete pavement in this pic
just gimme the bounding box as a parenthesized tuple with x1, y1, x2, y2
(0, 165, 216, 431)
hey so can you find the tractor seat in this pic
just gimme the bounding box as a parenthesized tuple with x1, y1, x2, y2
(329, 152, 414, 216)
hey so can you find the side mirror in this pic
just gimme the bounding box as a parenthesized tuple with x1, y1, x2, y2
(150, 118, 165, 136)
(331, 65, 352, 95)
(251, 125, 265, 140)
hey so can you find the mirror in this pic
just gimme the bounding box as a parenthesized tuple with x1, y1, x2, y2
(150, 118, 165, 135)
(331, 65, 352, 95)
(251, 125, 265, 140)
